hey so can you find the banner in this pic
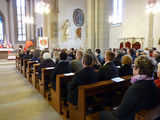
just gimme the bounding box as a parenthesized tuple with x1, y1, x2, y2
(38, 37, 48, 50)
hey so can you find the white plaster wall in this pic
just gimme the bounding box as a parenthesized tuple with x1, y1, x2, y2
(58, 0, 87, 49)
(109, 0, 148, 49)
(0, 0, 9, 42)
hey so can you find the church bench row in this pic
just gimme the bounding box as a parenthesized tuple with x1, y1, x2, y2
(26, 61, 37, 81)
(16, 56, 160, 120)
(68, 75, 133, 120)
(39, 67, 55, 97)
(31, 63, 40, 88)
(15, 56, 19, 69)
(16, 59, 129, 118)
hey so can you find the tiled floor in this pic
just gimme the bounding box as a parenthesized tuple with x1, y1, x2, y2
(0, 61, 62, 120)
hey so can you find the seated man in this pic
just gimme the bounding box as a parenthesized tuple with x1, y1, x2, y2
(70, 50, 83, 72)
(50, 51, 72, 90)
(67, 53, 98, 105)
(98, 50, 119, 81)
(95, 48, 105, 65)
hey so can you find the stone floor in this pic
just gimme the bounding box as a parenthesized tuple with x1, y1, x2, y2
(0, 60, 63, 120)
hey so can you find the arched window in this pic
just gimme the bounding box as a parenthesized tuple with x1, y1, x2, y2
(112, 0, 123, 25)
(0, 16, 4, 41)
(16, 0, 26, 42)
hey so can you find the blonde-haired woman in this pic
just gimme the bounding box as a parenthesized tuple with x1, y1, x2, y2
(119, 55, 133, 77)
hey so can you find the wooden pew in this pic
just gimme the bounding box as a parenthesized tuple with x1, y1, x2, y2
(26, 61, 37, 82)
(23, 59, 30, 77)
(39, 67, 54, 97)
(16, 56, 19, 69)
(135, 102, 160, 120)
(17, 56, 21, 71)
(51, 73, 74, 116)
(19, 58, 23, 73)
(31, 64, 40, 89)
(68, 75, 133, 120)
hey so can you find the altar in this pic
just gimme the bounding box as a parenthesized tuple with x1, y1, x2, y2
(0, 48, 14, 59)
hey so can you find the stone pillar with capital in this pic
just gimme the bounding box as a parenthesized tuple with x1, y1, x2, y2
(43, 0, 59, 51)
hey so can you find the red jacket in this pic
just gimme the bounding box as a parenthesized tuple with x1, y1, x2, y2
(154, 79, 160, 91)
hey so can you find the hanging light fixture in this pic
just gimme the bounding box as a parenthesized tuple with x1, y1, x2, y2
(35, 0, 50, 14)
(145, 0, 160, 14)
(23, 16, 34, 24)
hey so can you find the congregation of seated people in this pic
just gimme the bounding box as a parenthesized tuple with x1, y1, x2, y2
(18, 46, 160, 120)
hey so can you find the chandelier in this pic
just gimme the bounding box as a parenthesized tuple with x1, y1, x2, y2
(35, 1, 50, 14)
(145, 0, 160, 14)
(24, 16, 34, 24)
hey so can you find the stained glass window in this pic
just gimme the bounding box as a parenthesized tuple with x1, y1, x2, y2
(16, 0, 26, 41)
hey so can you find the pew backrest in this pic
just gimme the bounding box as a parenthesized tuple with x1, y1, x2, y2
(135, 102, 160, 120)
(69, 75, 133, 120)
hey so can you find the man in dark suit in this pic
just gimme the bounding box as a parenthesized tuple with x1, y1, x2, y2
(98, 50, 119, 81)
(67, 53, 98, 105)
(51, 51, 72, 90)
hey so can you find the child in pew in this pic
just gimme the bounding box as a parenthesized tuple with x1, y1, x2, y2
(67, 53, 98, 105)
(100, 55, 159, 120)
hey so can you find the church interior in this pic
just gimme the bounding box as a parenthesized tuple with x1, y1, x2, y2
(0, 0, 160, 120)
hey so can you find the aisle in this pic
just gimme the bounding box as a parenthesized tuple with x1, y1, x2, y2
(0, 61, 62, 120)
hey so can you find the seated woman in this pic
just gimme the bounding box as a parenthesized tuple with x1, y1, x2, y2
(113, 50, 122, 66)
(38, 52, 55, 80)
(119, 55, 133, 77)
(52, 49, 60, 64)
(154, 63, 160, 91)
(100, 55, 159, 120)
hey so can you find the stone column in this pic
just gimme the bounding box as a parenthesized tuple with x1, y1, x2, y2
(87, 0, 110, 53)
(148, 13, 154, 48)
(43, 0, 59, 52)
(30, 0, 35, 40)
(87, 0, 96, 50)
(97, 0, 110, 53)
(6, 0, 12, 47)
